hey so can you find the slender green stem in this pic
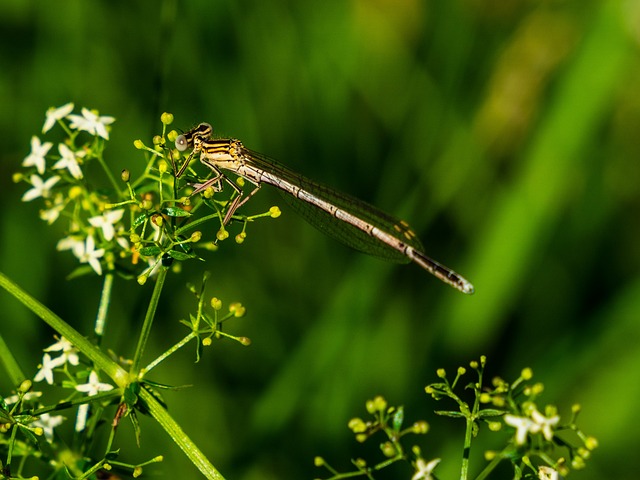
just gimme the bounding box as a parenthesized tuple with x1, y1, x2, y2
(76, 458, 109, 480)
(474, 453, 503, 480)
(139, 387, 225, 479)
(460, 414, 473, 480)
(95, 273, 114, 342)
(7, 418, 18, 469)
(30, 389, 123, 416)
(174, 212, 221, 236)
(93, 139, 121, 195)
(142, 331, 197, 375)
(131, 267, 168, 375)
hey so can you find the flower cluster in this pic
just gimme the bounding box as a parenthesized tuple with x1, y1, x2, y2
(2, 336, 115, 450)
(426, 357, 597, 479)
(315, 395, 432, 480)
(18, 103, 124, 276)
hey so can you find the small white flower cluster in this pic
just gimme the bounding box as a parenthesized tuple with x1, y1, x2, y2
(20, 103, 124, 276)
(411, 457, 440, 480)
(22, 103, 114, 199)
(31, 336, 113, 433)
(504, 403, 560, 446)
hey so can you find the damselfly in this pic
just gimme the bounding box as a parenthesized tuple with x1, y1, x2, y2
(174, 123, 474, 294)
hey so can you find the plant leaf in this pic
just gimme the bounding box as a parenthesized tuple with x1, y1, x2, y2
(163, 207, 191, 217)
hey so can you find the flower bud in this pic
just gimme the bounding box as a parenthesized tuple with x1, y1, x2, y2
(229, 302, 245, 317)
(380, 441, 396, 458)
(211, 297, 222, 310)
(18, 379, 32, 393)
(269, 206, 281, 218)
(161, 112, 174, 125)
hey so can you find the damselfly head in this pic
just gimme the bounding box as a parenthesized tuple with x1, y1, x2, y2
(175, 123, 213, 152)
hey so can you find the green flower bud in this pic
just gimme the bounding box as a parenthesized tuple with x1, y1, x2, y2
(160, 112, 174, 125)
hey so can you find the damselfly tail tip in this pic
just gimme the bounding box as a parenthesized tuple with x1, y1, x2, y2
(409, 248, 474, 294)
(458, 278, 475, 295)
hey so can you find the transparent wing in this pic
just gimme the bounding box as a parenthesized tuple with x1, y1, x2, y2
(241, 148, 425, 263)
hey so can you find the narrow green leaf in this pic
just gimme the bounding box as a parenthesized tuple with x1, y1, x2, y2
(477, 408, 505, 418)
(106, 449, 121, 460)
(434, 410, 466, 418)
(167, 250, 196, 261)
(139, 246, 162, 256)
(18, 424, 39, 445)
(163, 207, 191, 217)
(392, 406, 404, 431)
(66, 264, 96, 280)
(133, 214, 147, 228)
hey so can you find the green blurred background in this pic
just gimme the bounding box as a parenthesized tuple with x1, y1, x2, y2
(1, 0, 639, 478)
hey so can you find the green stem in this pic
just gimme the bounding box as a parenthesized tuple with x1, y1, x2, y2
(460, 415, 473, 480)
(95, 273, 114, 342)
(174, 212, 221, 236)
(474, 453, 503, 480)
(131, 267, 168, 375)
(30, 389, 123, 416)
(142, 331, 197, 375)
(139, 387, 225, 479)
(95, 142, 122, 194)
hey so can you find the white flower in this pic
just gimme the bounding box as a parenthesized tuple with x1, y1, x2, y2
(412, 458, 440, 480)
(78, 235, 106, 275)
(3, 391, 42, 405)
(531, 407, 560, 441)
(75, 371, 113, 432)
(22, 136, 53, 174)
(22, 175, 60, 202)
(44, 336, 80, 366)
(76, 370, 114, 396)
(39, 194, 66, 224)
(115, 230, 130, 251)
(52, 143, 84, 179)
(42, 102, 74, 133)
(58, 235, 105, 275)
(68, 108, 115, 139)
(539, 466, 560, 480)
(32, 413, 65, 441)
(504, 414, 537, 445)
(34, 353, 63, 385)
(57, 235, 86, 258)
(89, 209, 124, 241)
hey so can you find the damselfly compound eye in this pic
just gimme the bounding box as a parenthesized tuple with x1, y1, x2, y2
(198, 123, 213, 134)
(175, 134, 189, 152)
